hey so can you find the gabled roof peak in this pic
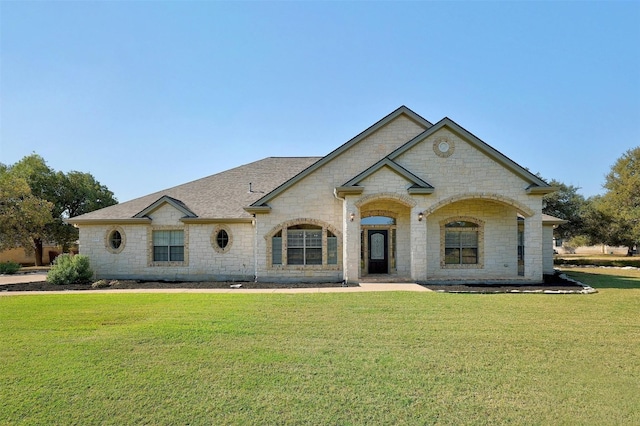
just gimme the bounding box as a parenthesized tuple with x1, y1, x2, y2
(133, 195, 197, 219)
(388, 116, 551, 189)
(250, 106, 433, 207)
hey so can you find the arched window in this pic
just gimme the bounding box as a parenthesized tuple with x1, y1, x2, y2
(270, 220, 340, 268)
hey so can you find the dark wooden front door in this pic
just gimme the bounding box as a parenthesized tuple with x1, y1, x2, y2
(368, 230, 388, 274)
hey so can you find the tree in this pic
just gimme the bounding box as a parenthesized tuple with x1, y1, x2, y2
(1, 154, 118, 264)
(580, 196, 626, 246)
(0, 172, 53, 253)
(52, 170, 118, 251)
(542, 179, 587, 240)
(596, 147, 640, 253)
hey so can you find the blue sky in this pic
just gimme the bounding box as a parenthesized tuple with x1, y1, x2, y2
(1, 1, 639, 203)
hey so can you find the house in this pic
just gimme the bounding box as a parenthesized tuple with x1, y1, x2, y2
(0, 244, 62, 266)
(69, 106, 560, 284)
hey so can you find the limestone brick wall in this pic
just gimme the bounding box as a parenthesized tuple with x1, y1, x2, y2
(78, 205, 255, 281)
(524, 212, 543, 281)
(149, 204, 185, 225)
(393, 127, 544, 282)
(395, 128, 534, 208)
(255, 115, 426, 282)
(79, 224, 149, 279)
(265, 116, 425, 217)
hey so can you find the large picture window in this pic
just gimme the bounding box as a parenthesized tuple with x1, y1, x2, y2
(444, 221, 478, 265)
(270, 221, 340, 268)
(153, 230, 184, 262)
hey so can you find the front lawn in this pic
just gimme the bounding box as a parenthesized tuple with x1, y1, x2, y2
(560, 266, 640, 289)
(1, 289, 638, 424)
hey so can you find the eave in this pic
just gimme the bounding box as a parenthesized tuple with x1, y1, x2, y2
(407, 187, 435, 195)
(244, 205, 272, 215)
(181, 217, 254, 224)
(67, 218, 153, 226)
(526, 186, 558, 195)
(335, 186, 365, 198)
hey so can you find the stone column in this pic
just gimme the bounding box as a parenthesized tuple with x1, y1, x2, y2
(524, 213, 543, 282)
(411, 206, 428, 281)
(343, 196, 360, 284)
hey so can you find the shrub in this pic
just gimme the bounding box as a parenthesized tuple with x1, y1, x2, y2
(46, 254, 93, 285)
(0, 261, 21, 274)
(91, 280, 110, 289)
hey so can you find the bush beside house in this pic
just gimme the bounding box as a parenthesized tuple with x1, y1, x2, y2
(46, 254, 93, 285)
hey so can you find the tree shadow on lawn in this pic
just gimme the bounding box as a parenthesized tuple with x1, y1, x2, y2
(563, 271, 640, 289)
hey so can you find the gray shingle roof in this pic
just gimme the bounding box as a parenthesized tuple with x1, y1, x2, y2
(70, 157, 321, 222)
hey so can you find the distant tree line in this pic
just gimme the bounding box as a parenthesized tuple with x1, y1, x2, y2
(0, 154, 117, 265)
(543, 147, 640, 254)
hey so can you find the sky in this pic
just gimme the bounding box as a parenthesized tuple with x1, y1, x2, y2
(1, 1, 639, 203)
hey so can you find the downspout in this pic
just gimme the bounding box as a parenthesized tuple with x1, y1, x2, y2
(333, 188, 348, 285)
(252, 214, 258, 282)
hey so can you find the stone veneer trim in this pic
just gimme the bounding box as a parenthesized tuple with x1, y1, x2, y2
(424, 193, 535, 217)
(211, 225, 233, 254)
(105, 226, 126, 254)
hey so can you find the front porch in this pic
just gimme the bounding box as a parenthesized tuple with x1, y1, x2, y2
(341, 192, 544, 285)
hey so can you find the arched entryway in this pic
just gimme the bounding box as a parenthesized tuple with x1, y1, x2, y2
(356, 194, 416, 278)
(361, 215, 396, 274)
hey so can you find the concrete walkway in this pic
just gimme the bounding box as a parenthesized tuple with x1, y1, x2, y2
(0, 273, 431, 295)
(0, 273, 48, 285)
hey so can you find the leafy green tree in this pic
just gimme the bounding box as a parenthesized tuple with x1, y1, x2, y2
(580, 196, 625, 246)
(1, 154, 118, 264)
(52, 170, 118, 251)
(542, 179, 587, 240)
(0, 172, 54, 253)
(596, 147, 640, 253)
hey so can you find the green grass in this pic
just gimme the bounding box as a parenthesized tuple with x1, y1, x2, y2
(555, 254, 640, 268)
(560, 266, 640, 289)
(1, 289, 639, 425)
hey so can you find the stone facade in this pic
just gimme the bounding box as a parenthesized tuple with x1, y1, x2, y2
(73, 106, 555, 284)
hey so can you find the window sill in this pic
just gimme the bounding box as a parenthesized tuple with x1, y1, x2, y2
(148, 261, 188, 267)
(441, 263, 484, 269)
(270, 265, 341, 271)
